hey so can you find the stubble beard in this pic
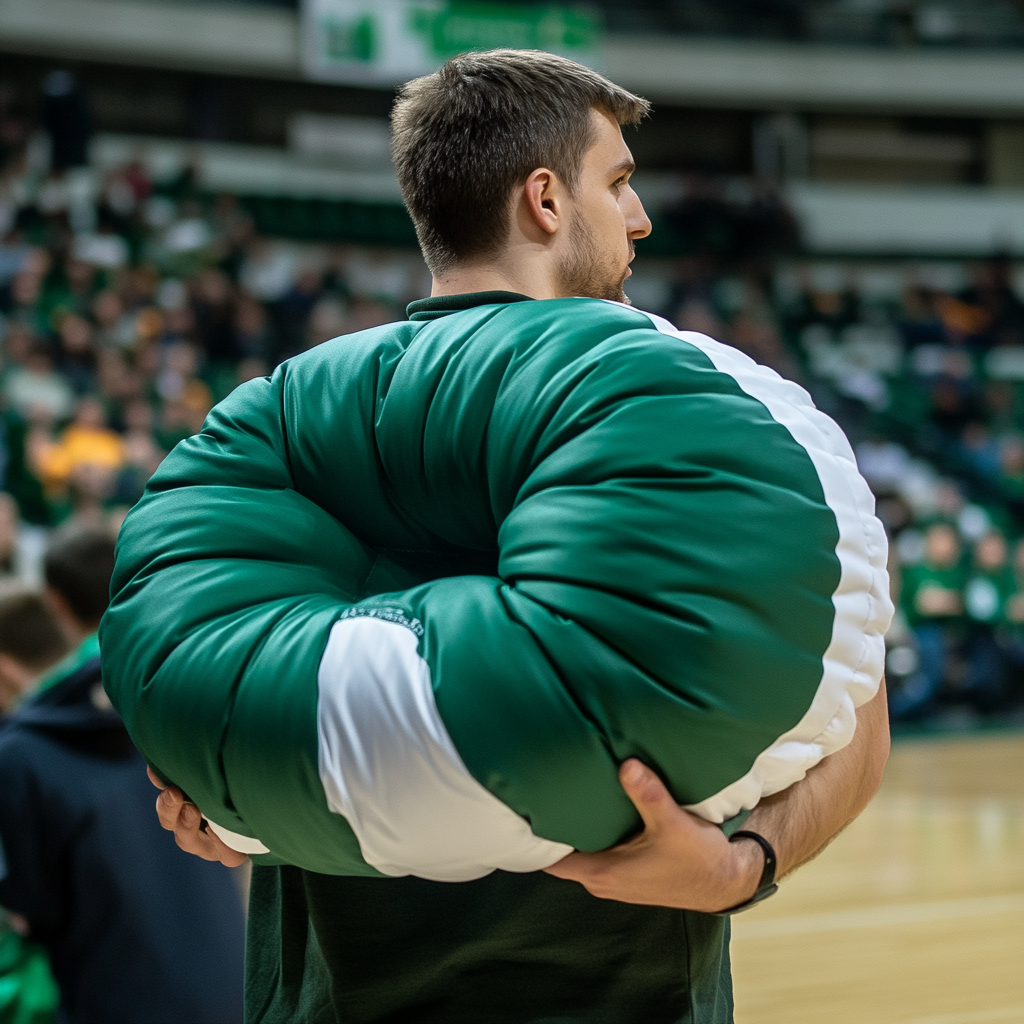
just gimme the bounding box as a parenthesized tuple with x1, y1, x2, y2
(557, 215, 632, 304)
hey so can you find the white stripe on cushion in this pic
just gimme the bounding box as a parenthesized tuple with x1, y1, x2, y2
(205, 819, 271, 855)
(631, 306, 893, 823)
(316, 616, 573, 882)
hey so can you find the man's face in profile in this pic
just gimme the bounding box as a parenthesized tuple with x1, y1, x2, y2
(557, 109, 651, 303)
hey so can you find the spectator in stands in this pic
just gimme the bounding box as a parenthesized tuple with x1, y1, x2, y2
(998, 435, 1024, 521)
(90, 288, 133, 350)
(0, 529, 246, 1024)
(1007, 538, 1024, 625)
(958, 421, 1001, 483)
(2, 345, 74, 424)
(233, 289, 272, 361)
(934, 292, 991, 349)
(53, 259, 96, 322)
(963, 260, 1024, 349)
(732, 305, 802, 382)
(191, 267, 239, 367)
(962, 531, 1015, 712)
(155, 341, 213, 447)
(0, 905, 58, 1024)
(0, 585, 62, 1024)
(0, 581, 66, 715)
(927, 376, 982, 453)
(115, 400, 165, 504)
(273, 266, 323, 360)
(892, 522, 965, 719)
(30, 396, 125, 502)
(1001, 538, 1024, 706)
(0, 493, 20, 577)
(982, 380, 1020, 437)
(306, 293, 347, 349)
(898, 285, 946, 349)
(53, 312, 96, 395)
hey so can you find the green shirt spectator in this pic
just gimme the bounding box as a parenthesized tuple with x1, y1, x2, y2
(0, 910, 58, 1024)
(901, 523, 965, 628)
(963, 532, 1015, 626)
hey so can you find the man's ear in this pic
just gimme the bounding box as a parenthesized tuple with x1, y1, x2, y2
(521, 168, 562, 237)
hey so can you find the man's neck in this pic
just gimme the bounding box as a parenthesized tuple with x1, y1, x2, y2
(430, 259, 561, 300)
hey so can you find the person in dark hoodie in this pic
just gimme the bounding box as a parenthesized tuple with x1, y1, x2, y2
(0, 581, 62, 1024)
(0, 528, 245, 1024)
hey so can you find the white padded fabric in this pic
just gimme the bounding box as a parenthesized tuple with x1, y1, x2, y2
(206, 819, 270, 855)
(635, 307, 893, 823)
(315, 616, 572, 881)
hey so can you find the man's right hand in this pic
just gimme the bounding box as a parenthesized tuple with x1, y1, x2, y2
(148, 766, 249, 867)
(544, 759, 762, 911)
(546, 681, 890, 909)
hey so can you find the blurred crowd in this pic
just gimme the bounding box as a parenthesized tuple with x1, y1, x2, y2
(0, 151, 428, 549)
(5, 78, 1024, 734)
(597, 0, 1024, 47)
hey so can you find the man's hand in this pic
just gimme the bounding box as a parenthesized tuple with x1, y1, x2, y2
(544, 759, 762, 912)
(545, 681, 890, 910)
(147, 767, 249, 868)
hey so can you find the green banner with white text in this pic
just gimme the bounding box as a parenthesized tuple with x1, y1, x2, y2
(302, 0, 602, 85)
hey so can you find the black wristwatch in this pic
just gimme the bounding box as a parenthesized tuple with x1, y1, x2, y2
(714, 830, 779, 915)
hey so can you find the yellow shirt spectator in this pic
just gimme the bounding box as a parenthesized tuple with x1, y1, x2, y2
(33, 398, 126, 493)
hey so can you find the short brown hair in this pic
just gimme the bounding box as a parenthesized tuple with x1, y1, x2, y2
(392, 49, 649, 274)
(0, 581, 70, 670)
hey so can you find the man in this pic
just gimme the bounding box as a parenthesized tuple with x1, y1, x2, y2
(893, 520, 964, 719)
(0, 529, 246, 1023)
(962, 530, 1013, 712)
(144, 50, 889, 1024)
(0, 581, 69, 715)
(0, 580, 63, 1024)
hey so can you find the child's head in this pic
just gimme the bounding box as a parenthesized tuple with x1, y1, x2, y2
(924, 522, 961, 568)
(974, 532, 1008, 572)
(74, 397, 107, 430)
(44, 528, 117, 633)
(0, 581, 70, 712)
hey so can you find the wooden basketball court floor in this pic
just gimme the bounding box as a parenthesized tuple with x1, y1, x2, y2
(730, 732, 1024, 1024)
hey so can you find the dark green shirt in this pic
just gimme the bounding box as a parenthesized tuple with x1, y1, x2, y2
(245, 866, 733, 1024)
(900, 562, 965, 627)
(963, 568, 1016, 626)
(243, 293, 735, 1024)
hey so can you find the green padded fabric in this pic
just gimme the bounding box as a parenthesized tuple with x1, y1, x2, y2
(100, 297, 891, 877)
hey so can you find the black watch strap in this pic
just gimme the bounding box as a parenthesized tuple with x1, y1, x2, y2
(713, 830, 779, 915)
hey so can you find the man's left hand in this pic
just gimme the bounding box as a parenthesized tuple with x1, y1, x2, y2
(543, 759, 761, 912)
(147, 767, 249, 868)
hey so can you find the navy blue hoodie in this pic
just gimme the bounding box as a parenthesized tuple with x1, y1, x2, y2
(0, 652, 245, 1024)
